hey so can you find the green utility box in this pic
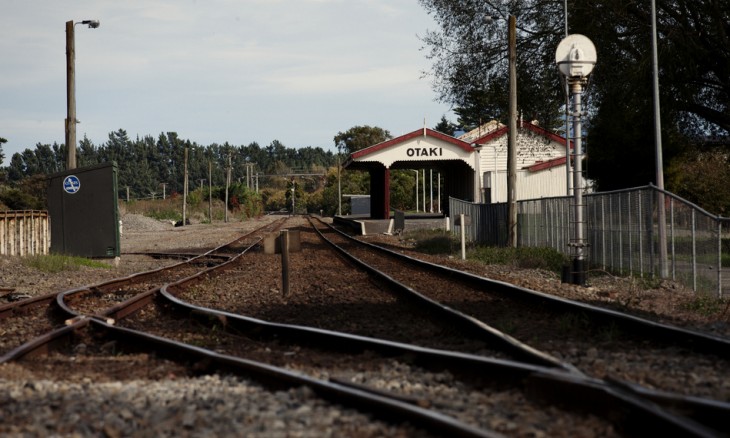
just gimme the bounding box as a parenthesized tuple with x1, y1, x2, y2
(47, 162, 120, 258)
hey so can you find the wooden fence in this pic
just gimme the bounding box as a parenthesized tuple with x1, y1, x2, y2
(0, 210, 50, 256)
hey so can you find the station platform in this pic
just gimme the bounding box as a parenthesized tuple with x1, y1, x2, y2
(333, 213, 449, 236)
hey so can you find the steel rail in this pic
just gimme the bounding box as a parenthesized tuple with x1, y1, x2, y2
(87, 318, 499, 438)
(323, 217, 730, 357)
(307, 217, 580, 373)
(0, 318, 89, 363)
(153, 283, 720, 437)
(3, 216, 717, 436)
(0, 240, 232, 321)
(0, 218, 287, 362)
(319, 216, 730, 433)
(0, 217, 715, 436)
(55, 217, 288, 319)
(604, 377, 730, 434)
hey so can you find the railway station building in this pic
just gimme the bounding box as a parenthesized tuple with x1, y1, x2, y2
(343, 120, 578, 219)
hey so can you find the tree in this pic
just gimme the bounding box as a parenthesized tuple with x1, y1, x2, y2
(433, 116, 459, 136)
(669, 147, 730, 215)
(333, 126, 392, 155)
(0, 137, 6, 165)
(418, 0, 730, 191)
(419, 1, 565, 131)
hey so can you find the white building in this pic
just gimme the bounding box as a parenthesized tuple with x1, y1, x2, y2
(466, 120, 579, 203)
(344, 121, 584, 219)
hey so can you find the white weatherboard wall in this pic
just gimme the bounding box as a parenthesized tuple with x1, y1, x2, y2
(476, 127, 570, 203)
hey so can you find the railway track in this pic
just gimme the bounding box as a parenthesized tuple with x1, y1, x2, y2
(0, 217, 287, 360)
(2, 215, 728, 436)
(313, 218, 730, 395)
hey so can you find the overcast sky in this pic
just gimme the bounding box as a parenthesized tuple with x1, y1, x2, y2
(1, 0, 455, 165)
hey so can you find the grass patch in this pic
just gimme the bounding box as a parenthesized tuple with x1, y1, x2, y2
(404, 229, 459, 255)
(125, 199, 181, 221)
(682, 293, 725, 317)
(22, 254, 112, 273)
(468, 246, 569, 273)
(402, 228, 568, 272)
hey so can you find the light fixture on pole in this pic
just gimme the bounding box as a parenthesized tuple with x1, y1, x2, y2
(556, 34, 597, 286)
(66, 19, 100, 170)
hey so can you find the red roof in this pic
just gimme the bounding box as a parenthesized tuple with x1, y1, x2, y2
(350, 128, 475, 160)
(472, 120, 572, 150)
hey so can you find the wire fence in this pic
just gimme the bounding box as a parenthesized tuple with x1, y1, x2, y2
(450, 185, 729, 297)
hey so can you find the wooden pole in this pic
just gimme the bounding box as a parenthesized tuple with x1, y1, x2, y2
(507, 15, 518, 248)
(208, 161, 213, 223)
(225, 152, 231, 223)
(182, 147, 188, 226)
(65, 20, 76, 170)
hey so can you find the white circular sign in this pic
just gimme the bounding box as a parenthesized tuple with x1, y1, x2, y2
(63, 175, 81, 194)
(555, 34, 597, 78)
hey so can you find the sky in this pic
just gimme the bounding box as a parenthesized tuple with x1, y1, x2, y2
(1, 0, 455, 166)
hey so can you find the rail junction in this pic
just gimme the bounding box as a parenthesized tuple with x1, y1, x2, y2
(1, 215, 729, 436)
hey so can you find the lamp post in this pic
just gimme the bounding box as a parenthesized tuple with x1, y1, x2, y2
(556, 34, 597, 286)
(412, 170, 419, 212)
(66, 19, 100, 170)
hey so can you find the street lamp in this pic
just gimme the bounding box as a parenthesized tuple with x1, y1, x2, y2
(66, 19, 100, 170)
(556, 34, 597, 286)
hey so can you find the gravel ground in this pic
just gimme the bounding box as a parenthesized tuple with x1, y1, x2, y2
(1, 213, 728, 437)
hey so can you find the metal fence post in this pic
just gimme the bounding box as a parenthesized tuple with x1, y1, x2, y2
(601, 197, 606, 270)
(692, 209, 697, 292)
(718, 220, 723, 298)
(628, 193, 633, 274)
(638, 191, 644, 278)
(670, 198, 676, 280)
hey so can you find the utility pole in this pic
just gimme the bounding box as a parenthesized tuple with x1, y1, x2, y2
(337, 154, 342, 216)
(429, 169, 434, 213)
(507, 15, 518, 247)
(208, 161, 213, 223)
(66, 19, 99, 170)
(437, 172, 441, 213)
(422, 169, 426, 212)
(412, 170, 419, 212)
(65, 21, 76, 170)
(651, 0, 668, 277)
(225, 152, 231, 223)
(563, 2, 572, 196)
(182, 147, 188, 226)
(161, 183, 166, 200)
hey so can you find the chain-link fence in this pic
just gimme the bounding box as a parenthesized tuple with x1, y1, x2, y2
(450, 185, 729, 297)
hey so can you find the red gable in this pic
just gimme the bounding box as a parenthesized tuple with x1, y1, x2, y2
(351, 128, 474, 160)
(472, 120, 572, 150)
